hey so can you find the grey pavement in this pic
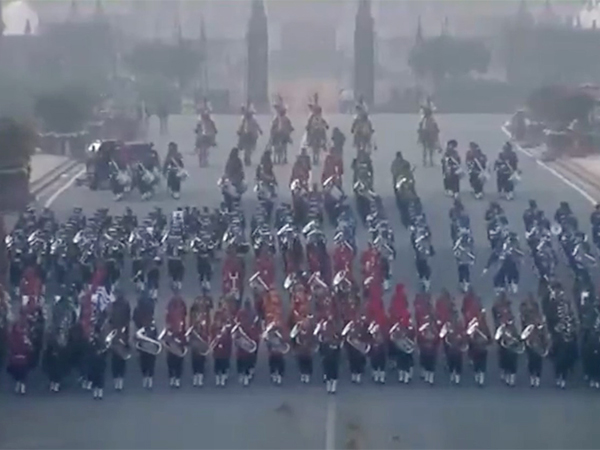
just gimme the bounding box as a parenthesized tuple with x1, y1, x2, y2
(30, 153, 72, 185)
(1, 114, 599, 449)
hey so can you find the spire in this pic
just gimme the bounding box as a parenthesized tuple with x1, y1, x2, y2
(0, 0, 5, 38)
(199, 14, 207, 47)
(69, 0, 79, 20)
(415, 15, 423, 45)
(357, 0, 371, 18)
(441, 16, 449, 35)
(94, 0, 104, 17)
(251, 0, 266, 18)
(24, 19, 31, 35)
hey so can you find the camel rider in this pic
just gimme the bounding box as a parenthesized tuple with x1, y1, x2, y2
(270, 102, 294, 147)
(391, 152, 413, 191)
(163, 142, 184, 173)
(351, 102, 374, 151)
(195, 104, 217, 148)
(225, 147, 245, 191)
(256, 150, 277, 185)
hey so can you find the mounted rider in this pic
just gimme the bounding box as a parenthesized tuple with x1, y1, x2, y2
(270, 96, 294, 164)
(256, 150, 277, 185)
(305, 94, 329, 164)
(351, 97, 375, 154)
(237, 103, 263, 166)
(195, 100, 218, 157)
(465, 142, 488, 199)
(418, 98, 440, 166)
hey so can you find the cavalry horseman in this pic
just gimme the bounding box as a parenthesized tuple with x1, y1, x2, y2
(195, 99, 218, 167)
(269, 95, 294, 165)
(351, 98, 375, 154)
(441, 140, 462, 198)
(163, 142, 187, 200)
(237, 102, 263, 166)
(466, 142, 488, 199)
(494, 142, 519, 200)
(417, 100, 440, 166)
(305, 94, 329, 165)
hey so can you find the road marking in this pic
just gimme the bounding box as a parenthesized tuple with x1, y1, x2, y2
(501, 125, 596, 205)
(44, 168, 85, 208)
(325, 396, 337, 450)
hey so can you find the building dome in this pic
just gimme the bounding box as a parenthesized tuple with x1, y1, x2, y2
(2, 0, 39, 35)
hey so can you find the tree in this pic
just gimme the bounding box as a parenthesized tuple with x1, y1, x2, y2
(125, 40, 200, 91)
(0, 118, 37, 169)
(408, 35, 491, 84)
(34, 84, 100, 133)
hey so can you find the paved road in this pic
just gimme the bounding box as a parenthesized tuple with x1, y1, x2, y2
(1, 114, 599, 450)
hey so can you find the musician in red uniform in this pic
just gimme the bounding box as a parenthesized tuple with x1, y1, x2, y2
(109, 290, 131, 391)
(414, 293, 439, 385)
(361, 242, 383, 288)
(88, 325, 108, 400)
(266, 319, 288, 385)
(366, 283, 388, 384)
(332, 239, 354, 282)
(165, 289, 187, 388)
(463, 290, 490, 386)
(7, 319, 31, 395)
(318, 315, 342, 394)
(343, 313, 368, 384)
(189, 290, 212, 387)
(222, 247, 244, 304)
(232, 300, 258, 386)
(321, 146, 344, 186)
(212, 302, 232, 387)
(388, 283, 415, 383)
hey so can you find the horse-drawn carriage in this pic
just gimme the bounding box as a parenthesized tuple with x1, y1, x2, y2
(507, 84, 600, 159)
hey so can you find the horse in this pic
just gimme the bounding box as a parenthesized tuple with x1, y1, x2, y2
(418, 114, 440, 166)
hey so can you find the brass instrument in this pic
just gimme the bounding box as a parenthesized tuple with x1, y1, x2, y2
(158, 327, 188, 358)
(333, 270, 352, 291)
(494, 323, 525, 354)
(389, 322, 416, 354)
(290, 317, 319, 353)
(249, 272, 270, 294)
(135, 327, 163, 355)
(521, 323, 550, 358)
(262, 322, 290, 354)
(474, 157, 489, 181)
(108, 326, 132, 360)
(341, 321, 371, 355)
(231, 321, 258, 353)
(466, 317, 490, 346)
(439, 322, 468, 352)
(185, 320, 211, 355)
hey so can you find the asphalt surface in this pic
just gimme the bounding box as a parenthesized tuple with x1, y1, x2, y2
(1, 114, 599, 450)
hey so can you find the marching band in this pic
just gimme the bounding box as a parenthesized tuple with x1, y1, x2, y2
(2, 98, 600, 401)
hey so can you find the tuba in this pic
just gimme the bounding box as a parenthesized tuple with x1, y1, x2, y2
(389, 322, 416, 354)
(158, 328, 188, 358)
(494, 322, 525, 354)
(135, 327, 163, 355)
(231, 321, 258, 353)
(109, 326, 132, 360)
(521, 323, 550, 358)
(341, 321, 371, 355)
(263, 322, 290, 354)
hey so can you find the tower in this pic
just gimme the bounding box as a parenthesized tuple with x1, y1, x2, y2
(246, 0, 269, 112)
(353, 0, 375, 107)
(0, 0, 5, 39)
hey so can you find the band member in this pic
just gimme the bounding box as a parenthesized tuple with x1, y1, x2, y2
(234, 300, 260, 386)
(7, 320, 31, 395)
(391, 151, 414, 193)
(212, 303, 232, 387)
(188, 291, 213, 387)
(109, 291, 131, 391)
(462, 290, 491, 386)
(492, 294, 522, 387)
(163, 142, 186, 199)
(453, 226, 476, 293)
(441, 140, 462, 198)
(270, 98, 294, 164)
(388, 284, 415, 383)
(342, 314, 368, 384)
(484, 231, 524, 294)
(88, 327, 108, 400)
(224, 147, 246, 193)
(520, 295, 550, 388)
(494, 142, 519, 200)
(414, 292, 439, 384)
(466, 142, 487, 199)
(43, 334, 64, 393)
(317, 316, 342, 394)
(291, 151, 311, 190)
(164, 289, 187, 388)
(137, 321, 159, 390)
(290, 312, 316, 383)
(321, 145, 344, 187)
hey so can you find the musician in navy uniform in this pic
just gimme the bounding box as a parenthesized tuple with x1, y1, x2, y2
(109, 291, 131, 391)
(453, 226, 476, 293)
(494, 142, 519, 200)
(317, 317, 341, 394)
(165, 290, 187, 388)
(465, 142, 487, 199)
(88, 327, 108, 400)
(484, 231, 523, 294)
(441, 140, 462, 198)
(133, 292, 158, 389)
